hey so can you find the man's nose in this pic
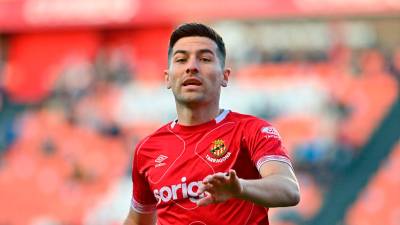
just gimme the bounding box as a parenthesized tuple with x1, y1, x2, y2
(185, 59, 199, 74)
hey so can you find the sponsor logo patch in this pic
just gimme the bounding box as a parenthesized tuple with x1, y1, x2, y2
(153, 177, 205, 204)
(261, 126, 281, 139)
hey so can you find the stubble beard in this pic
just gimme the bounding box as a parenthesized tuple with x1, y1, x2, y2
(174, 88, 221, 109)
(174, 92, 207, 108)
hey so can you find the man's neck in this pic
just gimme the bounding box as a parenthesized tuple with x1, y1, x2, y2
(175, 104, 221, 126)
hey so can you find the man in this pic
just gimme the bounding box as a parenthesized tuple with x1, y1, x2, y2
(124, 23, 300, 225)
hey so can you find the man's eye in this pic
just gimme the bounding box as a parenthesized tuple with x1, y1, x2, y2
(200, 58, 211, 62)
(175, 58, 186, 63)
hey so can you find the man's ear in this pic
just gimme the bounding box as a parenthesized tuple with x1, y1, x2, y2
(164, 70, 171, 89)
(221, 68, 231, 87)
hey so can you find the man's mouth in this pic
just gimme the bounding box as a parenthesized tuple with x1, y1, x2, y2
(182, 78, 202, 86)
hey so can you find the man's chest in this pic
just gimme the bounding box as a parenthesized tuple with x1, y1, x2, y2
(142, 123, 244, 205)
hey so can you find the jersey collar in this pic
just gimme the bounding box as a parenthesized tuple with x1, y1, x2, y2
(170, 109, 230, 129)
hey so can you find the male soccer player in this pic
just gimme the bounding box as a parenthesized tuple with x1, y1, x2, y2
(123, 23, 300, 225)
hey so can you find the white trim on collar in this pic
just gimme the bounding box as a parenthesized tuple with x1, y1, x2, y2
(215, 109, 230, 123)
(170, 109, 230, 128)
(170, 118, 178, 128)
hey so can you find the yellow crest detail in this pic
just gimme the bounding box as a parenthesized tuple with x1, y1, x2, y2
(210, 139, 227, 158)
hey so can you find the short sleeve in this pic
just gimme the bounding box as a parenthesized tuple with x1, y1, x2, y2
(131, 142, 157, 213)
(243, 118, 292, 171)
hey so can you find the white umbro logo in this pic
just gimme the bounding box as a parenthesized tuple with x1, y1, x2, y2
(155, 155, 168, 168)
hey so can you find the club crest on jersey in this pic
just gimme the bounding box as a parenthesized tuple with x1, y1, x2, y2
(206, 139, 231, 163)
(210, 139, 227, 158)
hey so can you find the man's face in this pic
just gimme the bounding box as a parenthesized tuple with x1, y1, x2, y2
(165, 36, 230, 107)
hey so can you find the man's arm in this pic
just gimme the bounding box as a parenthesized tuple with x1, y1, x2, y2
(196, 161, 300, 207)
(123, 207, 156, 225)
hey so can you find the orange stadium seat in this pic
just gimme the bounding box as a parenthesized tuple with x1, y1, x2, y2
(0, 109, 128, 224)
(272, 115, 320, 157)
(339, 70, 398, 148)
(237, 59, 398, 149)
(346, 142, 400, 225)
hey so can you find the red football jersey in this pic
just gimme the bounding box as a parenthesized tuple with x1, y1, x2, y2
(131, 110, 292, 225)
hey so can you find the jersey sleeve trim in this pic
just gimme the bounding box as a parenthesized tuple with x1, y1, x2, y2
(131, 197, 157, 214)
(256, 155, 293, 171)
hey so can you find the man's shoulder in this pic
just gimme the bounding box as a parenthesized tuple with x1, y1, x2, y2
(228, 111, 271, 125)
(135, 122, 174, 149)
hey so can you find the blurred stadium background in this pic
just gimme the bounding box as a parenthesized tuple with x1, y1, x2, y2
(0, 0, 399, 224)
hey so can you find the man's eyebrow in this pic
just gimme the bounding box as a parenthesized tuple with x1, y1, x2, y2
(197, 49, 215, 55)
(173, 50, 188, 56)
(173, 49, 215, 56)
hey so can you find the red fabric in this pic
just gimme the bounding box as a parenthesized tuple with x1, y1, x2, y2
(4, 31, 99, 103)
(132, 110, 291, 225)
(104, 26, 171, 81)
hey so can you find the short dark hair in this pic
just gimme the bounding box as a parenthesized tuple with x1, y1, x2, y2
(168, 23, 226, 67)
